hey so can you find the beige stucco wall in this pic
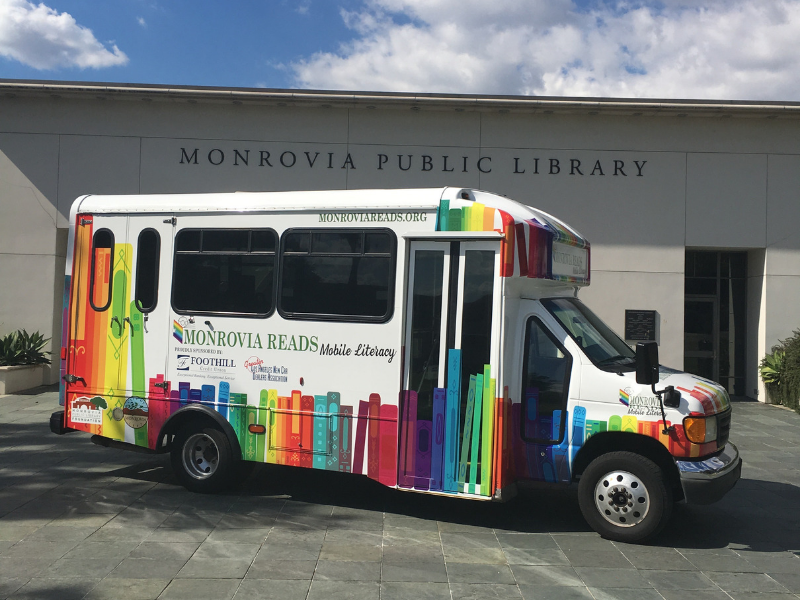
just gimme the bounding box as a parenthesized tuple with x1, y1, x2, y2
(0, 90, 798, 395)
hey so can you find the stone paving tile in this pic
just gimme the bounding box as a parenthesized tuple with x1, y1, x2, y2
(232, 578, 311, 600)
(503, 546, 571, 565)
(560, 549, 634, 568)
(510, 565, 583, 587)
(82, 577, 171, 600)
(245, 559, 317, 580)
(449, 582, 524, 599)
(381, 561, 448, 582)
(7, 577, 101, 600)
(319, 542, 382, 562)
(158, 578, 239, 600)
(129, 541, 201, 561)
(313, 559, 381, 581)
(445, 562, 516, 584)
(176, 557, 253, 579)
(0, 577, 28, 599)
(574, 567, 655, 588)
(306, 580, 380, 600)
(107, 557, 188, 580)
(657, 590, 734, 600)
(517, 584, 595, 600)
(42, 557, 123, 579)
(380, 581, 451, 600)
(589, 588, 665, 600)
(704, 572, 791, 593)
(768, 572, 800, 593)
(641, 569, 719, 590)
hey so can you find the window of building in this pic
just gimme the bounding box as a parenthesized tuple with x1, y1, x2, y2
(90, 229, 114, 311)
(134, 229, 160, 313)
(279, 229, 396, 322)
(172, 228, 277, 317)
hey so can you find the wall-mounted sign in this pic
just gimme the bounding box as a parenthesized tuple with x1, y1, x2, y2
(625, 310, 657, 342)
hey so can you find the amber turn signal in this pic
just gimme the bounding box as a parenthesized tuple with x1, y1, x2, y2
(248, 424, 266, 434)
(683, 415, 717, 444)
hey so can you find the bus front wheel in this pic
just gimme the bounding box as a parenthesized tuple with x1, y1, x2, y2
(171, 424, 236, 493)
(578, 451, 672, 543)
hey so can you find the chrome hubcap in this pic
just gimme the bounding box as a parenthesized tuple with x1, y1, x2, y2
(182, 433, 219, 480)
(594, 470, 650, 527)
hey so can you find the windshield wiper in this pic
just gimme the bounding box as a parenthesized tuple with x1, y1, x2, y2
(597, 355, 635, 366)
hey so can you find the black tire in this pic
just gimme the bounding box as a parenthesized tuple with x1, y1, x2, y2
(578, 451, 672, 543)
(171, 423, 237, 493)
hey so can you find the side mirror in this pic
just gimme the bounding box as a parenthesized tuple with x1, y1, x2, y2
(635, 341, 660, 385)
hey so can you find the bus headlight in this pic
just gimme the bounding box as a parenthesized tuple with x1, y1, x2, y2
(683, 415, 718, 444)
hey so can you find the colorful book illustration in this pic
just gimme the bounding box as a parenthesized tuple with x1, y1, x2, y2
(399, 390, 418, 488)
(468, 374, 484, 494)
(458, 374, 477, 491)
(353, 400, 369, 475)
(257, 391, 268, 462)
(430, 388, 446, 491)
(570, 406, 586, 465)
(266, 389, 277, 464)
(339, 406, 353, 472)
(218, 382, 230, 420)
(414, 420, 432, 490)
(313, 395, 327, 470)
(443, 350, 461, 492)
(378, 403, 398, 486)
(300, 395, 315, 467)
(326, 392, 340, 472)
(367, 394, 381, 481)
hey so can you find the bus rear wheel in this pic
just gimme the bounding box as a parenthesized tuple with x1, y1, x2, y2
(171, 424, 236, 493)
(578, 451, 672, 543)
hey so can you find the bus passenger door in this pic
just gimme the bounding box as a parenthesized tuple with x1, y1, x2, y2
(121, 216, 176, 448)
(400, 240, 501, 497)
(64, 214, 129, 437)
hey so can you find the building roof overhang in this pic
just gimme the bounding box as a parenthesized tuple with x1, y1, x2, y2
(1, 78, 798, 119)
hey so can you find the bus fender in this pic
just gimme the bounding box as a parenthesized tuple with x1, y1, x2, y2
(157, 405, 243, 459)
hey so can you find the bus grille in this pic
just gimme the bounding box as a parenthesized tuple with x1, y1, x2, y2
(717, 409, 732, 449)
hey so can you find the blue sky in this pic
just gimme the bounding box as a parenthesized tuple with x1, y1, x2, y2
(1, 0, 800, 100)
(0, 0, 362, 88)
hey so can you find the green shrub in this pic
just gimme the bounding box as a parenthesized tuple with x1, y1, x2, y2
(761, 330, 800, 413)
(0, 330, 51, 366)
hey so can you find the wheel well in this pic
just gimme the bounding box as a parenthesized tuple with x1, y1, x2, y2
(572, 432, 683, 501)
(156, 407, 242, 459)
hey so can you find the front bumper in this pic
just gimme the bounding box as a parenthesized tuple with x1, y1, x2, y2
(676, 442, 741, 505)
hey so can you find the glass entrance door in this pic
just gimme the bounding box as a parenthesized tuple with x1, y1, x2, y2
(684, 251, 746, 395)
(684, 297, 718, 382)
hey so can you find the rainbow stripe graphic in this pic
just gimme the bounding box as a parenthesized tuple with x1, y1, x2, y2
(619, 389, 630, 407)
(172, 320, 183, 343)
(436, 198, 590, 284)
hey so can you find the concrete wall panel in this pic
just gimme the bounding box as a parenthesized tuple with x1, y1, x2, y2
(686, 153, 767, 248)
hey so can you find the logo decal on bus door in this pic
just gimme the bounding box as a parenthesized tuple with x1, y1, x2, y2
(122, 397, 148, 429)
(173, 320, 184, 343)
(70, 396, 104, 425)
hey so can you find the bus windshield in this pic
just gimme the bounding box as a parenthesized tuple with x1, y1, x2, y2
(541, 297, 635, 371)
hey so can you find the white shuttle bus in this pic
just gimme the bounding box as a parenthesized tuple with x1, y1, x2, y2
(51, 187, 741, 542)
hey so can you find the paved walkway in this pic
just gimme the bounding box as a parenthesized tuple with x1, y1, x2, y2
(1, 389, 799, 600)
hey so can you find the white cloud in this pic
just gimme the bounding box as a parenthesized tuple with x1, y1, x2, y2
(0, 0, 128, 70)
(137, 16, 146, 28)
(292, 0, 800, 100)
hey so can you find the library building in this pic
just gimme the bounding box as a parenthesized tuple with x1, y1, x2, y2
(1, 80, 798, 400)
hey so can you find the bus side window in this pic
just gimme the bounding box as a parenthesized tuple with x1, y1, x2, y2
(172, 228, 277, 317)
(90, 229, 114, 311)
(135, 228, 160, 313)
(521, 317, 572, 444)
(279, 229, 397, 322)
